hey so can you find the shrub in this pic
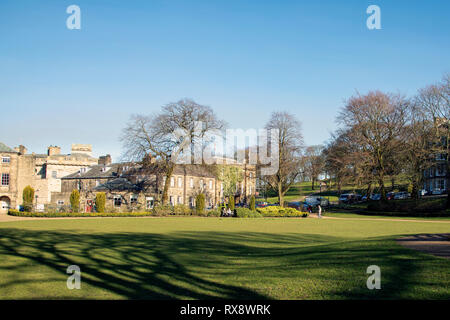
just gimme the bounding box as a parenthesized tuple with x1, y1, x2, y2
(249, 195, 256, 211)
(207, 209, 221, 217)
(256, 206, 306, 217)
(236, 207, 262, 218)
(70, 189, 80, 213)
(228, 195, 235, 211)
(152, 204, 173, 216)
(173, 204, 192, 215)
(8, 209, 154, 218)
(196, 194, 205, 214)
(95, 192, 106, 213)
(22, 185, 35, 212)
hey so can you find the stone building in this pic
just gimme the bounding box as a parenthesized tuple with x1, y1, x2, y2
(0, 140, 256, 213)
(423, 119, 449, 194)
(59, 160, 256, 212)
(0, 142, 99, 213)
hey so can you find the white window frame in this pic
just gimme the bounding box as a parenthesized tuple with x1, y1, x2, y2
(2, 157, 10, 164)
(130, 194, 138, 204)
(178, 177, 182, 188)
(146, 197, 154, 209)
(190, 178, 194, 188)
(113, 195, 122, 207)
(170, 177, 175, 187)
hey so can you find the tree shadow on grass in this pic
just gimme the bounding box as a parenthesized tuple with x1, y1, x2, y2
(0, 228, 448, 299)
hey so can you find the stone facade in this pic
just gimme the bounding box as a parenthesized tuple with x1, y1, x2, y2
(59, 162, 256, 213)
(0, 141, 257, 213)
(0, 142, 99, 213)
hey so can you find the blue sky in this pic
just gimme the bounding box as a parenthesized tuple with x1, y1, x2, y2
(1, 0, 449, 161)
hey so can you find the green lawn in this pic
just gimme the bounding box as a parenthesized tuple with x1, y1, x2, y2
(0, 216, 449, 299)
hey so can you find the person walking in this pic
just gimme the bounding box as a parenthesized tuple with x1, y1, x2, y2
(317, 204, 322, 219)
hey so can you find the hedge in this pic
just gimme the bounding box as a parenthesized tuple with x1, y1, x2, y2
(257, 206, 308, 217)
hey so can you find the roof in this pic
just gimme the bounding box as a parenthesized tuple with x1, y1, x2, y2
(62, 163, 123, 179)
(0, 142, 15, 153)
(94, 178, 140, 192)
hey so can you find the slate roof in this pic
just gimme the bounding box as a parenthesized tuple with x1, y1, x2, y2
(0, 142, 15, 153)
(62, 163, 123, 179)
(94, 178, 140, 192)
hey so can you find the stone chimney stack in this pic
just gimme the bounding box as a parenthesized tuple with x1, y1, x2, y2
(47, 146, 61, 156)
(18, 145, 27, 155)
(98, 154, 112, 165)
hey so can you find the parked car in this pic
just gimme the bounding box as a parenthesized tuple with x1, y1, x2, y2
(305, 196, 329, 207)
(394, 191, 410, 200)
(370, 194, 381, 201)
(419, 189, 428, 196)
(386, 192, 395, 200)
(339, 193, 359, 204)
(287, 201, 303, 211)
(256, 201, 268, 208)
(431, 189, 447, 195)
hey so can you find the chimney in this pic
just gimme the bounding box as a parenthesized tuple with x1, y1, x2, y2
(47, 146, 61, 156)
(98, 154, 112, 165)
(18, 145, 27, 155)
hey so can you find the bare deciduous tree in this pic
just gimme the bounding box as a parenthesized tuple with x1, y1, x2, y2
(338, 91, 408, 201)
(121, 99, 225, 204)
(261, 111, 304, 207)
(417, 74, 450, 207)
(303, 145, 325, 190)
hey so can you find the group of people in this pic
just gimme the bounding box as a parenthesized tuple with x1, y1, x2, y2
(220, 207, 235, 217)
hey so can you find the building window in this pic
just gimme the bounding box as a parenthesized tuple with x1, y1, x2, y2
(209, 180, 213, 190)
(190, 178, 194, 188)
(114, 196, 122, 207)
(178, 196, 182, 204)
(169, 196, 174, 206)
(249, 172, 253, 178)
(1, 173, 9, 186)
(2, 157, 10, 164)
(189, 196, 194, 207)
(52, 171, 57, 178)
(178, 177, 182, 188)
(249, 185, 252, 194)
(200, 179, 204, 189)
(146, 197, 154, 209)
(130, 194, 138, 205)
(170, 177, 175, 187)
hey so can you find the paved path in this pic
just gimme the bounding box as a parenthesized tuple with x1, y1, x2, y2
(397, 234, 450, 259)
(309, 213, 450, 223)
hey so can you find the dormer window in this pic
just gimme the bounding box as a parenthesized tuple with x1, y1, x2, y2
(80, 168, 87, 174)
(2, 157, 10, 164)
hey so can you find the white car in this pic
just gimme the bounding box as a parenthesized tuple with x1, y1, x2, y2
(394, 192, 410, 200)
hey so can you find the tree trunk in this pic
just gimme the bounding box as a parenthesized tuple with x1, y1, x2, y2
(379, 175, 387, 202)
(278, 182, 284, 207)
(311, 178, 315, 190)
(161, 165, 174, 205)
(365, 182, 372, 198)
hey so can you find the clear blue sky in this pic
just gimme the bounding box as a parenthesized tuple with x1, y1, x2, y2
(1, 0, 449, 161)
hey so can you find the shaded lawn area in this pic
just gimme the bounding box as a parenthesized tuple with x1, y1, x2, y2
(0, 217, 449, 299)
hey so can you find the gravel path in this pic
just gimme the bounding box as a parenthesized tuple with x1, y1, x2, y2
(397, 234, 450, 259)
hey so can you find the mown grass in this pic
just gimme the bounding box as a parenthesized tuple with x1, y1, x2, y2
(0, 217, 449, 299)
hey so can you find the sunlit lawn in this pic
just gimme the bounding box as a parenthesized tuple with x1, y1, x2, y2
(0, 216, 449, 299)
